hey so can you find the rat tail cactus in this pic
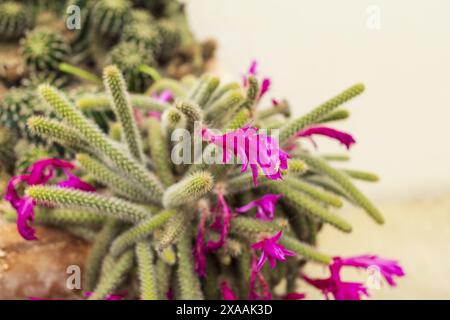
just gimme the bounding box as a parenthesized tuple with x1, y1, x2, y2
(3, 61, 404, 300)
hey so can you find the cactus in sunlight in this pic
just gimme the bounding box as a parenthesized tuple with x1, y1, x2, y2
(0, 61, 405, 300)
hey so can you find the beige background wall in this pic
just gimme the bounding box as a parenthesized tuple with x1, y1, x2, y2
(187, 0, 450, 203)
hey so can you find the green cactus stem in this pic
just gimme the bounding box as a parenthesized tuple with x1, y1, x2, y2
(135, 240, 159, 300)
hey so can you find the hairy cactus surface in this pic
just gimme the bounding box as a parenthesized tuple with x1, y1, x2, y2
(1, 62, 405, 300)
(0, 1, 33, 40)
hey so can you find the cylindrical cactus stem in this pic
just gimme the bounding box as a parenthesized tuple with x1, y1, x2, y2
(206, 82, 241, 108)
(204, 89, 245, 127)
(76, 94, 170, 113)
(318, 109, 350, 123)
(38, 84, 164, 202)
(155, 258, 172, 300)
(76, 153, 153, 203)
(342, 169, 379, 182)
(162, 171, 213, 209)
(284, 177, 343, 208)
(154, 210, 193, 253)
(192, 75, 220, 107)
(147, 118, 175, 186)
(110, 210, 177, 257)
(266, 181, 353, 233)
(88, 250, 135, 300)
(226, 107, 251, 130)
(35, 208, 107, 226)
(136, 240, 159, 300)
(321, 154, 351, 162)
(299, 152, 385, 224)
(58, 63, 102, 85)
(0, 1, 32, 40)
(27, 116, 92, 153)
(148, 78, 188, 98)
(279, 83, 365, 144)
(83, 219, 122, 292)
(176, 228, 204, 300)
(103, 65, 144, 162)
(161, 107, 187, 137)
(278, 235, 331, 265)
(239, 76, 259, 110)
(256, 100, 291, 120)
(230, 217, 287, 236)
(26, 185, 151, 223)
(175, 100, 202, 126)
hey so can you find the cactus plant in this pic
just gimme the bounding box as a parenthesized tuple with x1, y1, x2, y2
(0, 1, 33, 40)
(1, 63, 405, 300)
(20, 27, 70, 71)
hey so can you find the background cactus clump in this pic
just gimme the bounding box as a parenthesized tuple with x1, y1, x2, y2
(0, 62, 395, 300)
(0, 1, 33, 40)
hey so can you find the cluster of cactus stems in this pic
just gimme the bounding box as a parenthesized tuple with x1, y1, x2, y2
(1, 0, 213, 167)
(0, 58, 397, 300)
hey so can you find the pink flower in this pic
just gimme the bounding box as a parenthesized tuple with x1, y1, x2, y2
(271, 98, 280, 106)
(202, 124, 290, 185)
(282, 292, 306, 300)
(4, 158, 95, 240)
(206, 192, 232, 251)
(220, 281, 237, 300)
(296, 126, 356, 149)
(148, 111, 162, 120)
(301, 254, 405, 300)
(236, 194, 282, 221)
(152, 89, 173, 104)
(301, 274, 369, 300)
(243, 60, 271, 100)
(248, 257, 272, 300)
(251, 231, 295, 272)
(193, 207, 208, 277)
(331, 255, 405, 286)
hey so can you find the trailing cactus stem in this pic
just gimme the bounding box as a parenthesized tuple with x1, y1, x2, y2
(26, 185, 151, 223)
(136, 241, 159, 300)
(59, 63, 102, 84)
(279, 83, 365, 144)
(163, 172, 213, 209)
(278, 235, 331, 265)
(83, 219, 122, 291)
(284, 177, 343, 208)
(104, 65, 144, 162)
(110, 210, 177, 257)
(343, 169, 379, 182)
(88, 250, 134, 300)
(299, 153, 385, 224)
(38, 84, 163, 202)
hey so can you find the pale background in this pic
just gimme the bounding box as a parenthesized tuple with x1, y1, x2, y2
(187, 0, 450, 299)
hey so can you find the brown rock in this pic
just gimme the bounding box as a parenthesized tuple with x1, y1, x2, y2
(0, 223, 90, 300)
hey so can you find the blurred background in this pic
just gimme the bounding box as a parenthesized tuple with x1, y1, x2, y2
(188, 0, 450, 299)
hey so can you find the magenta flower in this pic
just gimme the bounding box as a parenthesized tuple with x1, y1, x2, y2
(243, 60, 271, 100)
(236, 194, 282, 221)
(282, 292, 306, 300)
(251, 231, 295, 272)
(202, 124, 290, 185)
(220, 281, 237, 300)
(206, 192, 232, 251)
(301, 254, 405, 300)
(248, 257, 272, 300)
(295, 126, 356, 149)
(331, 255, 405, 286)
(193, 207, 208, 277)
(152, 89, 173, 104)
(302, 274, 369, 300)
(4, 158, 95, 240)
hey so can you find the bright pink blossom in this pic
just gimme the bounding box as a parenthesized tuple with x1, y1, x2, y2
(202, 124, 289, 185)
(302, 254, 405, 300)
(193, 207, 208, 277)
(251, 231, 295, 272)
(4, 158, 95, 240)
(296, 126, 356, 149)
(220, 281, 237, 300)
(206, 192, 232, 251)
(152, 89, 173, 104)
(243, 60, 271, 100)
(282, 292, 306, 300)
(248, 257, 272, 300)
(236, 194, 282, 221)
